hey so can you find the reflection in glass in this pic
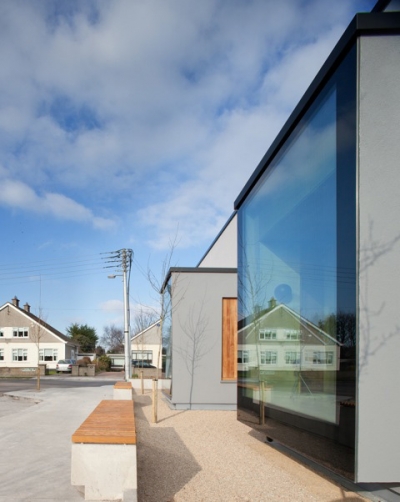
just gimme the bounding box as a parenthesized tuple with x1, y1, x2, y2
(163, 280, 173, 379)
(239, 88, 338, 423)
(238, 44, 357, 476)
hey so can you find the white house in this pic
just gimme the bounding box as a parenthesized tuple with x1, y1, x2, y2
(131, 320, 162, 369)
(108, 320, 162, 370)
(0, 296, 78, 376)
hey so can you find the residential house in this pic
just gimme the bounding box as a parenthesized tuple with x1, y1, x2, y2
(234, 0, 400, 484)
(108, 320, 162, 370)
(0, 296, 78, 376)
(238, 300, 342, 425)
(162, 213, 237, 410)
(131, 320, 162, 369)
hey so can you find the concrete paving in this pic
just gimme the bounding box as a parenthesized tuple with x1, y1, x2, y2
(0, 378, 116, 502)
(0, 377, 398, 502)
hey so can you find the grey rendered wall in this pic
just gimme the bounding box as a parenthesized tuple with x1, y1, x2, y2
(357, 34, 400, 482)
(198, 215, 237, 268)
(170, 271, 237, 409)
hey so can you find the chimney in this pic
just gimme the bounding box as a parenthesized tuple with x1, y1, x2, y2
(12, 296, 20, 308)
(24, 303, 31, 313)
(268, 297, 277, 310)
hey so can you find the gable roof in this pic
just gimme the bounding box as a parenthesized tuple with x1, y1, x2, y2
(0, 301, 75, 345)
(131, 320, 161, 342)
(239, 303, 340, 347)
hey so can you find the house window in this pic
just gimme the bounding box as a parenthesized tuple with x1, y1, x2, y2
(0, 330, 4, 337)
(132, 351, 152, 362)
(0, 348, 4, 360)
(260, 351, 277, 365)
(311, 351, 334, 365)
(39, 349, 58, 362)
(12, 349, 28, 361)
(285, 330, 300, 340)
(285, 351, 301, 364)
(238, 350, 249, 364)
(259, 330, 277, 341)
(13, 328, 29, 338)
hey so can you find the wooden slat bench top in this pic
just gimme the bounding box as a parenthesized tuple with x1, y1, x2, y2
(72, 400, 136, 445)
(114, 381, 133, 389)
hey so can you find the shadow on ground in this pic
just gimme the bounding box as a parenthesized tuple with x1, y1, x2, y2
(134, 395, 201, 502)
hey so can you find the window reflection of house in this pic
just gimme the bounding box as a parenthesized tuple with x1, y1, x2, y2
(238, 301, 340, 375)
(234, 0, 400, 484)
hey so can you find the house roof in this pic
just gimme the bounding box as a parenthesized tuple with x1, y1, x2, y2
(131, 320, 161, 342)
(161, 266, 237, 292)
(238, 303, 340, 347)
(0, 301, 76, 345)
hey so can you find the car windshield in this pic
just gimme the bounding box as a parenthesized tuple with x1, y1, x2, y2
(58, 360, 66, 364)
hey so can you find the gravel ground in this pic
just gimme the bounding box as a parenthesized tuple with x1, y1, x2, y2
(134, 389, 369, 502)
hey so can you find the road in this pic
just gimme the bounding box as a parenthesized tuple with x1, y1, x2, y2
(0, 375, 121, 394)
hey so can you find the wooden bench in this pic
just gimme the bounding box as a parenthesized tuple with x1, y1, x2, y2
(71, 400, 137, 501)
(113, 381, 133, 401)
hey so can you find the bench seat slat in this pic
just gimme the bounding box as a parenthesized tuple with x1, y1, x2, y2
(114, 382, 133, 389)
(72, 399, 136, 445)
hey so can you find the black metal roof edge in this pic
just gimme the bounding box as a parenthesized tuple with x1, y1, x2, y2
(372, 0, 392, 12)
(234, 12, 400, 210)
(196, 211, 237, 267)
(161, 267, 237, 292)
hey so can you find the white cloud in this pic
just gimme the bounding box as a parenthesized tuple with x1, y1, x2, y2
(100, 299, 123, 313)
(0, 0, 375, 250)
(0, 176, 115, 229)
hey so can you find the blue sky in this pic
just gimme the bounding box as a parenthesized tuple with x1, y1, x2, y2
(0, 0, 375, 340)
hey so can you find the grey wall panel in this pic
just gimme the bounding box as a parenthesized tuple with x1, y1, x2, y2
(198, 214, 237, 268)
(357, 34, 400, 482)
(170, 271, 237, 409)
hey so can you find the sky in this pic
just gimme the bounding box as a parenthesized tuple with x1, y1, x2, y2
(0, 0, 376, 342)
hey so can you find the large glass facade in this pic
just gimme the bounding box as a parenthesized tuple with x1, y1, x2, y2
(238, 45, 356, 477)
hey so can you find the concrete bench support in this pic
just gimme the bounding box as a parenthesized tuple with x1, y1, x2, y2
(113, 381, 133, 400)
(71, 400, 137, 501)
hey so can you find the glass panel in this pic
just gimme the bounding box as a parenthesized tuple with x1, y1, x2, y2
(238, 45, 356, 477)
(239, 86, 338, 423)
(163, 280, 173, 379)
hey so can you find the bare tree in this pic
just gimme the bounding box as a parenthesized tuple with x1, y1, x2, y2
(177, 297, 213, 409)
(30, 308, 46, 391)
(131, 307, 159, 368)
(100, 324, 124, 353)
(144, 234, 182, 380)
(132, 308, 158, 336)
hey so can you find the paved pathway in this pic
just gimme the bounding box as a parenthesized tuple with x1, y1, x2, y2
(0, 380, 394, 502)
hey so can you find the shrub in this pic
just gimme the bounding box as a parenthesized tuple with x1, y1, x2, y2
(77, 356, 92, 367)
(96, 355, 111, 372)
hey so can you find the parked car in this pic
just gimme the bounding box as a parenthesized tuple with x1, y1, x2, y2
(132, 360, 155, 368)
(56, 359, 76, 373)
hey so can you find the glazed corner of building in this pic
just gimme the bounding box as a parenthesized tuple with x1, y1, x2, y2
(235, 0, 400, 485)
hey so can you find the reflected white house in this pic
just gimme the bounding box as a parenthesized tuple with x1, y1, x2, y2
(238, 300, 340, 374)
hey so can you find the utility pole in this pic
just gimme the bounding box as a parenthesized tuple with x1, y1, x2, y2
(103, 248, 133, 381)
(122, 249, 131, 381)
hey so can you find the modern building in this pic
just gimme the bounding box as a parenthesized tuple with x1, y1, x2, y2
(162, 213, 237, 410)
(235, 0, 400, 484)
(0, 296, 78, 375)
